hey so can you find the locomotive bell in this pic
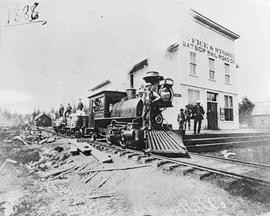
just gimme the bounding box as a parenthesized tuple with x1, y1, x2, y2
(143, 71, 163, 84)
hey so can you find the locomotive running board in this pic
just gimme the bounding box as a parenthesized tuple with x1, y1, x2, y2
(145, 130, 190, 158)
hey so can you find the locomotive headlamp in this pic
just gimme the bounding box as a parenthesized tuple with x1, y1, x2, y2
(159, 86, 173, 103)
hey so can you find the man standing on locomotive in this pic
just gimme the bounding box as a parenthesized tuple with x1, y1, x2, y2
(193, 101, 205, 134)
(77, 98, 84, 111)
(137, 85, 146, 98)
(59, 104, 64, 117)
(64, 103, 72, 117)
(142, 83, 161, 129)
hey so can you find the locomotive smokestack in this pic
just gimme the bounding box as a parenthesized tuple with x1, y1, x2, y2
(126, 88, 136, 99)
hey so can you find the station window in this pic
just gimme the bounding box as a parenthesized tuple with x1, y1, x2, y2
(224, 95, 233, 121)
(225, 63, 230, 83)
(207, 92, 217, 102)
(209, 58, 215, 80)
(190, 51, 197, 75)
(188, 89, 200, 105)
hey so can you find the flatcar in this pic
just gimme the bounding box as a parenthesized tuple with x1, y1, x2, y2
(53, 71, 189, 157)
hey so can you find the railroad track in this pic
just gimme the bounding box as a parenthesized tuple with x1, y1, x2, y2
(84, 140, 270, 187)
(186, 138, 270, 152)
(41, 128, 270, 187)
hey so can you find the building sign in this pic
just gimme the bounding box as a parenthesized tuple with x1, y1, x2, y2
(173, 93, 181, 97)
(182, 37, 235, 64)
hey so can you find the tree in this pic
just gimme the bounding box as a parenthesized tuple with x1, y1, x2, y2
(32, 109, 40, 120)
(239, 97, 255, 126)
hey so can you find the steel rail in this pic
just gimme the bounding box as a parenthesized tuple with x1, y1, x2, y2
(185, 134, 270, 142)
(91, 140, 270, 187)
(189, 152, 270, 169)
(187, 138, 270, 148)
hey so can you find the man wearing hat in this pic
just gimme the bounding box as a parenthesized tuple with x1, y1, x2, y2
(142, 83, 161, 129)
(184, 105, 192, 130)
(77, 98, 84, 111)
(137, 85, 146, 98)
(59, 104, 64, 117)
(177, 108, 186, 138)
(193, 101, 205, 134)
(64, 103, 72, 117)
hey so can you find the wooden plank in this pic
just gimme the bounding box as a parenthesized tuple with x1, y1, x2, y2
(69, 145, 79, 156)
(70, 140, 91, 156)
(13, 136, 29, 145)
(124, 153, 139, 159)
(117, 151, 127, 157)
(86, 145, 113, 163)
(47, 136, 56, 143)
(153, 160, 172, 168)
(79, 164, 151, 175)
(141, 157, 158, 164)
(192, 170, 212, 180)
(39, 164, 76, 179)
(132, 155, 144, 161)
(39, 137, 48, 144)
(88, 193, 116, 200)
(163, 164, 181, 171)
(174, 166, 195, 176)
(84, 172, 99, 183)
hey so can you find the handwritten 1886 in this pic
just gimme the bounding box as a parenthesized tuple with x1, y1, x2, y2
(6, 2, 47, 26)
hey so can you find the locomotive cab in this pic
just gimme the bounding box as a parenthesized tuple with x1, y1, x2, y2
(87, 91, 127, 130)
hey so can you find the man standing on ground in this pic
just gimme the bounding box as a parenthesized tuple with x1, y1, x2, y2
(177, 108, 186, 138)
(193, 101, 205, 134)
(184, 105, 191, 130)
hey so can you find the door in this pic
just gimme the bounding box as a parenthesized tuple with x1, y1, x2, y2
(207, 92, 218, 130)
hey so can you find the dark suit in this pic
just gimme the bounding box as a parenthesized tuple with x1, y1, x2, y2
(193, 104, 205, 134)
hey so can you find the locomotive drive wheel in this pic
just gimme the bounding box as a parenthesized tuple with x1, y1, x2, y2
(91, 133, 97, 141)
(106, 136, 112, 145)
(75, 131, 81, 138)
(66, 130, 71, 136)
(119, 137, 128, 149)
(155, 114, 163, 125)
(60, 128, 65, 134)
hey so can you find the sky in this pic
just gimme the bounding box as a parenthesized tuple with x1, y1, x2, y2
(0, 0, 270, 114)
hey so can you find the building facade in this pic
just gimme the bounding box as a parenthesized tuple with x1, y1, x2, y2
(89, 1, 240, 130)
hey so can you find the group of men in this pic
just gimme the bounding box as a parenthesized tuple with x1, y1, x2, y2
(177, 101, 205, 136)
(58, 99, 84, 118)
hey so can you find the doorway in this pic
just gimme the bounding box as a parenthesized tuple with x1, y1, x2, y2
(207, 92, 218, 130)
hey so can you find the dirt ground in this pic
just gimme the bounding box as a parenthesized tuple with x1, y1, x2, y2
(1, 129, 270, 216)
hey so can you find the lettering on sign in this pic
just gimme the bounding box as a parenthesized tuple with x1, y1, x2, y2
(173, 93, 181, 97)
(4, 2, 47, 26)
(182, 37, 235, 64)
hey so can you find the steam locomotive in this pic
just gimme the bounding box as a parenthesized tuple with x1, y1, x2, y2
(53, 71, 189, 157)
